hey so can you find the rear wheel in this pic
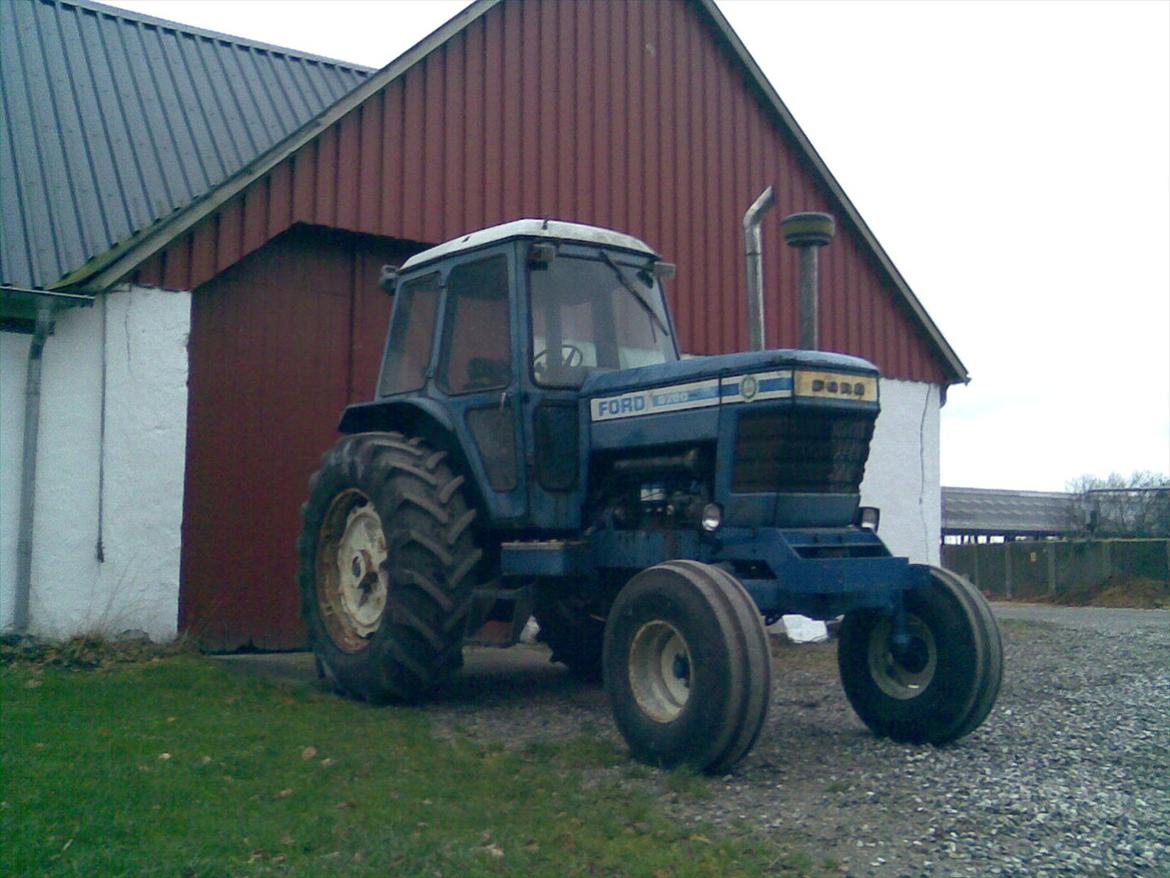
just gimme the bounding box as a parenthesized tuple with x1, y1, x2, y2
(838, 565, 1003, 744)
(603, 561, 771, 773)
(298, 432, 481, 701)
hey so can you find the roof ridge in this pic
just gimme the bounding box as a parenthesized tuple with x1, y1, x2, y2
(62, 0, 503, 292)
(52, 0, 374, 73)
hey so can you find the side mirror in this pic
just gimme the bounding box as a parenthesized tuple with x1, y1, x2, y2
(651, 261, 676, 280)
(378, 265, 399, 293)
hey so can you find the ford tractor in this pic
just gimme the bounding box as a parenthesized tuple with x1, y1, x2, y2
(298, 212, 1002, 772)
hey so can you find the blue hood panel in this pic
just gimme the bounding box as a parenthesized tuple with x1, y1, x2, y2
(581, 349, 878, 397)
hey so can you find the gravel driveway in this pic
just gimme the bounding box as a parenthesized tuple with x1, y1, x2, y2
(220, 605, 1170, 876)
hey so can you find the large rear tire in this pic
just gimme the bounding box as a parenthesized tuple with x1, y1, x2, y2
(603, 561, 771, 773)
(838, 565, 1003, 744)
(298, 432, 481, 701)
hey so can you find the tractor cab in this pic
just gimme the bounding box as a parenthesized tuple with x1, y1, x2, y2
(345, 220, 680, 529)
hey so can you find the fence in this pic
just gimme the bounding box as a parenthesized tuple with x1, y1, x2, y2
(942, 538, 1170, 599)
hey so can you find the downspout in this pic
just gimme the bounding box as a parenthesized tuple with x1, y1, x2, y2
(743, 185, 775, 351)
(13, 302, 53, 633)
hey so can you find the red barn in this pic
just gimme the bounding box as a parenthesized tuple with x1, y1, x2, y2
(1, 0, 963, 647)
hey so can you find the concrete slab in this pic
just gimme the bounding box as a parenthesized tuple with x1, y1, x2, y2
(992, 602, 1170, 635)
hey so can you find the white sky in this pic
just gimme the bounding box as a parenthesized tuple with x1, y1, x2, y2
(110, 0, 1170, 491)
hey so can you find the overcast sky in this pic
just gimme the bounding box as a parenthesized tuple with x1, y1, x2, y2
(109, 0, 1170, 492)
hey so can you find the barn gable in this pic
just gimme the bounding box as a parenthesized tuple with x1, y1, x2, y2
(70, 0, 963, 385)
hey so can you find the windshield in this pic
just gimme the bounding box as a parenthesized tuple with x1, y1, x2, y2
(529, 252, 677, 387)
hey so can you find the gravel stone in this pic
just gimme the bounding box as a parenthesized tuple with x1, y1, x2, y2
(421, 605, 1170, 876)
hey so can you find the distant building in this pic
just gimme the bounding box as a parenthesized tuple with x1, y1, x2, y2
(942, 488, 1082, 543)
(942, 486, 1170, 544)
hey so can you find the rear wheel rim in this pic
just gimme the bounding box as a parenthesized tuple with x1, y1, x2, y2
(867, 615, 937, 700)
(317, 489, 389, 652)
(628, 621, 692, 723)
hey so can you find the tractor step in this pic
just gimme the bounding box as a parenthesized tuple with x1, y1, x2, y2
(464, 580, 535, 647)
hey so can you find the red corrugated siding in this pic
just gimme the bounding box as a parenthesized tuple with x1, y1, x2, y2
(136, 0, 946, 383)
(152, 0, 960, 648)
(179, 228, 408, 649)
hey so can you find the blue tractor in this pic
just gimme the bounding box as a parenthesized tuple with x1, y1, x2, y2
(298, 217, 1002, 772)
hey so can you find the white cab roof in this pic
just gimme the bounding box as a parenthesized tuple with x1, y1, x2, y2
(400, 219, 659, 270)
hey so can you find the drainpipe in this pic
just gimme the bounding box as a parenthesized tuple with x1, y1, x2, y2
(14, 301, 53, 633)
(743, 185, 775, 351)
(780, 212, 835, 350)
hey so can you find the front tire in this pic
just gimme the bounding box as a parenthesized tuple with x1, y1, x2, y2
(838, 565, 1003, 744)
(298, 432, 481, 701)
(603, 561, 771, 773)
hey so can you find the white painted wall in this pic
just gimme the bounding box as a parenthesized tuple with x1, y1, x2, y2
(861, 377, 942, 565)
(0, 286, 191, 640)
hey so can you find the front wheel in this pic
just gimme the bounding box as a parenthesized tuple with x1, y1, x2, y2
(838, 565, 1003, 744)
(603, 561, 771, 773)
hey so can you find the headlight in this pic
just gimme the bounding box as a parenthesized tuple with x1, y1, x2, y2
(700, 503, 723, 532)
(857, 506, 880, 532)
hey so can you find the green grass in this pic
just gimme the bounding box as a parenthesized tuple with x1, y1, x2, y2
(2, 657, 818, 878)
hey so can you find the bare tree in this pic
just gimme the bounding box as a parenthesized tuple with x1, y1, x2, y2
(1066, 471, 1170, 537)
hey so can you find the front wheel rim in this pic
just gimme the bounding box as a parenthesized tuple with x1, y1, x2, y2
(867, 615, 937, 700)
(628, 621, 692, 723)
(317, 489, 389, 652)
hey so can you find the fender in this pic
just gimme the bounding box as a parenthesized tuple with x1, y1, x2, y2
(336, 397, 491, 523)
(338, 397, 455, 435)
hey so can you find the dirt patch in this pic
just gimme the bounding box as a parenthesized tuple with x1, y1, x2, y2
(1048, 575, 1170, 609)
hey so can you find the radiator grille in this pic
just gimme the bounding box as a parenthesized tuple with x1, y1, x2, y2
(732, 409, 875, 494)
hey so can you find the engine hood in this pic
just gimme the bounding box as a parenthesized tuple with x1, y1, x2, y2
(581, 348, 878, 398)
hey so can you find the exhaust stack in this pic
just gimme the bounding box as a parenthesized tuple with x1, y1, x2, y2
(780, 212, 835, 350)
(743, 186, 775, 351)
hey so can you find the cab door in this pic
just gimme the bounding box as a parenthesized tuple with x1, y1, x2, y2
(519, 245, 599, 531)
(432, 250, 527, 522)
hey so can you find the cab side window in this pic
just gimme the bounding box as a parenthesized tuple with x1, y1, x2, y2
(379, 272, 441, 396)
(438, 255, 512, 394)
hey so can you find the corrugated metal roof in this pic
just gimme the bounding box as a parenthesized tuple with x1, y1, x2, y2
(942, 487, 1082, 536)
(0, 0, 370, 290)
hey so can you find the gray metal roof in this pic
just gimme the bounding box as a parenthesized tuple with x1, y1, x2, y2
(942, 487, 1082, 537)
(400, 219, 660, 271)
(0, 0, 370, 290)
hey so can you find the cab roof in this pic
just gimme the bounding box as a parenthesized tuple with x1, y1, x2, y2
(399, 219, 660, 271)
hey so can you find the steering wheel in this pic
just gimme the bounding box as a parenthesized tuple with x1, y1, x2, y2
(533, 343, 584, 374)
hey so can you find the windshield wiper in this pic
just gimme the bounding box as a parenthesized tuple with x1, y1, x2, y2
(600, 250, 671, 339)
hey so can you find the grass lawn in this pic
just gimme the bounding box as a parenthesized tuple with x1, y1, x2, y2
(1, 654, 821, 878)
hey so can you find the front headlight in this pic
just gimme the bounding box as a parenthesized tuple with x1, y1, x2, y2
(700, 503, 723, 532)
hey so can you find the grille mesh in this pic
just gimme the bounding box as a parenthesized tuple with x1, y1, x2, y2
(732, 409, 875, 494)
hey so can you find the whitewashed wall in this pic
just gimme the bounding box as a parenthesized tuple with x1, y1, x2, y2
(0, 286, 191, 639)
(861, 378, 942, 565)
